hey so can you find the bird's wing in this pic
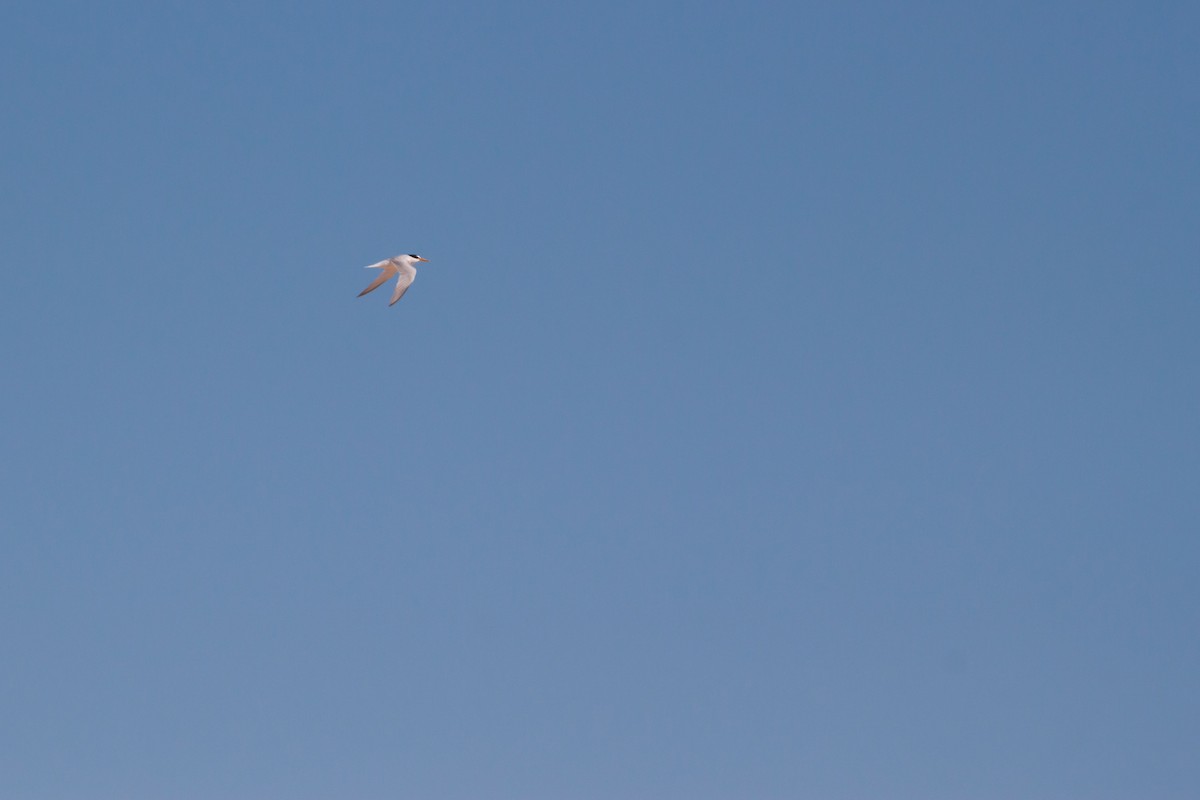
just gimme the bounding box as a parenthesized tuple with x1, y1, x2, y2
(389, 260, 418, 305)
(358, 262, 397, 297)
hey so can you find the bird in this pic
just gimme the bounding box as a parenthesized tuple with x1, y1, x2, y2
(357, 254, 430, 306)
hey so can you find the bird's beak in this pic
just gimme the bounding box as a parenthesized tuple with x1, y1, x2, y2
(417, 257, 429, 262)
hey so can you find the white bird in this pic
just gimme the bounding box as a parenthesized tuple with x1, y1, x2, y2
(357, 254, 430, 306)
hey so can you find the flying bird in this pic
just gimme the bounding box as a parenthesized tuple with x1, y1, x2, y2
(357, 254, 430, 306)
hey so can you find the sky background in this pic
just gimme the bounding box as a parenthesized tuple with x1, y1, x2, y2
(2, 1, 1198, 798)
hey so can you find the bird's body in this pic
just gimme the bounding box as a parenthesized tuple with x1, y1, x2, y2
(358, 254, 429, 306)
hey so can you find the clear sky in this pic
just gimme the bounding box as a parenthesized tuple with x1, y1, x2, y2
(3, 2, 1198, 798)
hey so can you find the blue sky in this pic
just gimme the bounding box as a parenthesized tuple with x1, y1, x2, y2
(2, 1, 1198, 797)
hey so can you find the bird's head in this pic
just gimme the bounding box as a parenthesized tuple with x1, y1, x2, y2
(407, 254, 429, 263)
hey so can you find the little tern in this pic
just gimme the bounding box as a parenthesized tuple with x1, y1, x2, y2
(357, 254, 430, 306)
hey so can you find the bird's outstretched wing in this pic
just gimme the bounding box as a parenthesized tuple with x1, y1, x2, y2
(389, 260, 418, 305)
(358, 261, 397, 297)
